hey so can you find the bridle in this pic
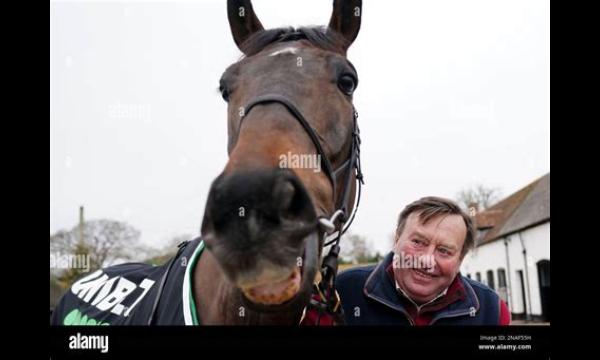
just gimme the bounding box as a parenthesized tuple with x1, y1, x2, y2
(239, 93, 364, 324)
(241, 94, 363, 229)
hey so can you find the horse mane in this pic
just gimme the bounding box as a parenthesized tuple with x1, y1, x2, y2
(239, 26, 348, 57)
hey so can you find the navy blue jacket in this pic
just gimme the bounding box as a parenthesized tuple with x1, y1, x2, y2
(336, 252, 505, 325)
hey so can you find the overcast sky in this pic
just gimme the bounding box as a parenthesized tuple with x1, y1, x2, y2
(50, 0, 549, 254)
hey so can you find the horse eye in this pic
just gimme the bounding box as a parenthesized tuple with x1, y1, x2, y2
(338, 75, 356, 95)
(219, 85, 230, 102)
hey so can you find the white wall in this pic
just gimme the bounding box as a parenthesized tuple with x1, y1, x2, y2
(461, 221, 550, 316)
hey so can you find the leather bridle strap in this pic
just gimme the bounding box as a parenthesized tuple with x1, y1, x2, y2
(240, 94, 338, 197)
(239, 94, 363, 233)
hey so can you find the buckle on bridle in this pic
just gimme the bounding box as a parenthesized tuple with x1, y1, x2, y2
(307, 284, 343, 320)
(330, 288, 341, 313)
(317, 209, 346, 235)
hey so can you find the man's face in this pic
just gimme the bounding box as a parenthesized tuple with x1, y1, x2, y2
(393, 212, 467, 304)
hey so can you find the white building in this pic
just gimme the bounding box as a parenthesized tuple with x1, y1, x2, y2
(461, 173, 550, 322)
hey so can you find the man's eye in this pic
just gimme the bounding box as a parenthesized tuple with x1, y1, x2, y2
(412, 239, 424, 246)
(438, 248, 452, 256)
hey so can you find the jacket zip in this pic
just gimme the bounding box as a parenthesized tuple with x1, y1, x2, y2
(365, 292, 415, 325)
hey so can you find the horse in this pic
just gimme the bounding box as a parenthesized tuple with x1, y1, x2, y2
(195, 0, 364, 324)
(50, 0, 364, 327)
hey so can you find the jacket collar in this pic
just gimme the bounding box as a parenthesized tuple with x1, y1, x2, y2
(363, 252, 481, 322)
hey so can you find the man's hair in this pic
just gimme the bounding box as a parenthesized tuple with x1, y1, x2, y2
(395, 196, 475, 257)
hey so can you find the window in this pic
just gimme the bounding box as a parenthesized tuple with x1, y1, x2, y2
(497, 268, 508, 303)
(487, 270, 495, 290)
(476, 272, 481, 282)
(497, 268, 507, 288)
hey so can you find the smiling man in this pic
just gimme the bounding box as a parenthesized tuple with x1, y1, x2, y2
(336, 197, 510, 325)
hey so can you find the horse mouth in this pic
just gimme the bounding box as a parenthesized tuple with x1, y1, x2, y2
(240, 266, 302, 305)
(237, 232, 319, 311)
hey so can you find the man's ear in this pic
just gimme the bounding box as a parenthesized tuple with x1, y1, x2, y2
(227, 0, 264, 53)
(328, 0, 362, 51)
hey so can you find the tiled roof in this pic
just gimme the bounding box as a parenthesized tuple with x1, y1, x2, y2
(474, 173, 550, 246)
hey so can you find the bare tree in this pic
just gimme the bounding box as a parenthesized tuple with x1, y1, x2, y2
(456, 184, 502, 211)
(340, 233, 379, 264)
(85, 220, 142, 268)
(50, 219, 144, 289)
(143, 233, 195, 265)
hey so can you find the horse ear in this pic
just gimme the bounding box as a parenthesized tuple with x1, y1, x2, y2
(328, 0, 362, 51)
(227, 0, 264, 53)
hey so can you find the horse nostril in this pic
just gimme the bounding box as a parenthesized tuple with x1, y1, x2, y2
(203, 169, 316, 234)
(272, 179, 296, 215)
(272, 174, 315, 222)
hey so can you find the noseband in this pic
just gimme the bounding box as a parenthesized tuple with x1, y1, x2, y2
(240, 94, 363, 236)
(238, 94, 364, 323)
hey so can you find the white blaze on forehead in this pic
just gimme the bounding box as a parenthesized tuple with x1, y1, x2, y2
(268, 47, 299, 57)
